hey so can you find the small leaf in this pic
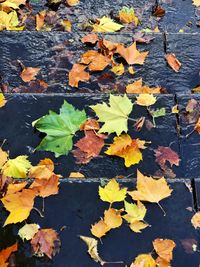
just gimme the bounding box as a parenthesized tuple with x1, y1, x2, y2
(18, 224, 40, 241)
(154, 146, 180, 170)
(20, 67, 41, 82)
(91, 219, 110, 238)
(111, 63, 125, 76)
(119, 7, 139, 25)
(136, 94, 157, 107)
(0, 243, 18, 267)
(191, 212, 200, 229)
(153, 238, 176, 263)
(165, 53, 181, 72)
(92, 16, 123, 32)
(0, 93, 7, 108)
(104, 208, 123, 229)
(133, 254, 156, 267)
(69, 63, 90, 88)
(129, 221, 149, 233)
(126, 79, 161, 94)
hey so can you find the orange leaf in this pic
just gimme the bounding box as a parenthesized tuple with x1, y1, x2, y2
(91, 219, 110, 238)
(126, 78, 161, 94)
(68, 63, 90, 87)
(31, 228, 61, 259)
(165, 53, 181, 72)
(80, 50, 110, 71)
(29, 165, 53, 180)
(6, 181, 28, 195)
(36, 10, 46, 31)
(69, 172, 85, 178)
(20, 67, 41, 82)
(80, 119, 100, 131)
(191, 212, 200, 228)
(195, 118, 200, 134)
(38, 158, 54, 172)
(0, 93, 7, 108)
(104, 208, 123, 229)
(0, 243, 18, 267)
(153, 238, 176, 263)
(66, 0, 79, 6)
(116, 42, 149, 65)
(81, 33, 99, 44)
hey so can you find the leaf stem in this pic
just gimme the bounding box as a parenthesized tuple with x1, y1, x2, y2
(128, 117, 137, 122)
(186, 129, 195, 138)
(157, 202, 166, 216)
(33, 207, 44, 218)
(104, 261, 124, 265)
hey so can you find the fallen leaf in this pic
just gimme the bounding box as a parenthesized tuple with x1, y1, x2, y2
(33, 100, 87, 157)
(152, 5, 165, 17)
(155, 257, 169, 267)
(172, 105, 179, 114)
(105, 134, 148, 167)
(191, 212, 200, 228)
(133, 254, 156, 267)
(129, 221, 149, 233)
(92, 16, 123, 32)
(80, 50, 111, 71)
(91, 219, 110, 238)
(39, 158, 54, 171)
(104, 208, 123, 229)
(90, 94, 133, 136)
(119, 7, 139, 25)
(0, 93, 7, 108)
(0, 10, 24, 30)
(6, 181, 28, 195)
(153, 238, 176, 262)
(128, 66, 135, 74)
(136, 94, 157, 107)
(128, 170, 172, 206)
(126, 79, 161, 94)
(2, 155, 32, 178)
(69, 172, 85, 178)
(130, 260, 145, 267)
(0, 243, 18, 267)
(1, 0, 26, 8)
(69, 63, 90, 87)
(123, 200, 147, 224)
(193, 0, 200, 6)
(81, 33, 99, 44)
(194, 117, 200, 133)
(154, 146, 180, 170)
(79, 235, 106, 265)
(18, 224, 40, 241)
(66, 0, 79, 6)
(0, 148, 8, 169)
(1, 189, 36, 226)
(31, 228, 61, 259)
(99, 178, 127, 204)
(111, 63, 125, 76)
(134, 117, 145, 131)
(62, 19, 72, 31)
(165, 53, 181, 72)
(36, 10, 46, 31)
(181, 239, 198, 254)
(116, 42, 149, 65)
(80, 119, 100, 131)
(29, 165, 53, 180)
(20, 67, 41, 82)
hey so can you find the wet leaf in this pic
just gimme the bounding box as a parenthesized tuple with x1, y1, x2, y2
(154, 146, 180, 170)
(191, 212, 200, 228)
(31, 228, 61, 259)
(126, 79, 161, 94)
(123, 200, 147, 224)
(119, 7, 139, 25)
(136, 94, 157, 107)
(62, 19, 72, 32)
(0, 148, 8, 169)
(150, 108, 166, 119)
(128, 170, 172, 204)
(69, 63, 90, 87)
(129, 221, 149, 233)
(99, 179, 127, 204)
(33, 101, 87, 157)
(193, 0, 200, 6)
(1, 0, 26, 8)
(104, 208, 123, 229)
(66, 0, 79, 6)
(69, 172, 85, 178)
(0, 10, 24, 30)
(18, 224, 40, 241)
(90, 94, 133, 136)
(36, 10, 46, 31)
(91, 219, 110, 238)
(153, 238, 176, 262)
(105, 134, 148, 167)
(194, 117, 200, 133)
(133, 254, 156, 267)
(20, 67, 41, 82)
(165, 53, 181, 72)
(92, 16, 123, 32)
(152, 5, 165, 17)
(81, 33, 99, 44)
(6, 181, 28, 195)
(116, 42, 149, 65)
(0, 243, 18, 267)
(0, 93, 7, 108)
(111, 63, 125, 76)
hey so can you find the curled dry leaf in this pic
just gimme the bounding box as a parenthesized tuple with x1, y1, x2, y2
(0, 243, 18, 267)
(126, 79, 161, 94)
(20, 67, 41, 82)
(105, 134, 148, 167)
(81, 33, 99, 44)
(154, 146, 180, 170)
(165, 53, 181, 72)
(99, 178, 127, 204)
(31, 228, 61, 259)
(18, 224, 40, 241)
(0, 93, 7, 108)
(136, 94, 157, 107)
(69, 63, 90, 87)
(153, 238, 176, 263)
(191, 212, 200, 229)
(152, 5, 165, 17)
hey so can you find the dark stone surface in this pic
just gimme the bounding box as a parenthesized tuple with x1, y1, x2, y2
(0, 93, 179, 178)
(195, 178, 200, 210)
(0, 179, 198, 267)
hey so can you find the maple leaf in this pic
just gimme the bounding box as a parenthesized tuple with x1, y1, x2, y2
(33, 100, 87, 157)
(91, 219, 110, 238)
(105, 134, 148, 167)
(0, 10, 24, 31)
(18, 224, 40, 241)
(80, 118, 100, 131)
(90, 94, 133, 136)
(1, 155, 32, 178)
(133, 254, 156, 267)
(31, 228, 61, 259)
(0, 93, 7, 108)
(165, 53, 181, 72)
(0, 243, 18, 267)
(104, 208, 123, 229)
(193, 0, 200, 6)
(126, 79, 161, 94)
(191, 212, 200, 229)
(116, 42, 149, 65)
(128, 170, 172, 214)
(92, 16, 124, 32)
(153, 238, 176, 263)
(81, 33, 99, 44)
(154, 146, 180, 170)
(68, 63, 90, 87)
(29, 165, 53, 180)
(20, 67, 40, 82)
(1, 188, 36, 226)
(119, 7, 139, 25)
(136, 94, 157, 106)
(99, 179, 127, 204)
(73, 130, 105, 164)
(6, 181, 28, 195)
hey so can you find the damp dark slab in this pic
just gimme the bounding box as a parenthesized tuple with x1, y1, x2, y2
(175, 94, 200, 178)
(0, 179, 199, 267)
(165, 33, 200, 94)
(194, 178, 200, 210)
(0, 93, 180, 178)
(0, 32, 168, 94)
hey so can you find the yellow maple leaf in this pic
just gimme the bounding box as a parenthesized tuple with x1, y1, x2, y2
(133, 254, 156, 267)
(2, 155, 32, 178)
(92, 16, 124, 32)
(18, 223, 40, 241)
(91, 219, 110, 238)
(136, 94, 157, 106)
(0, 93, 7, 108)
(105, 134, 148, 167)
(128, 171, 172, 214)
(191, 212, 200, 229)
(193, 0, 200, 6)
(104, 208, 123, 229)
(0, 10, 24, 31)
(99, 179, 127, 204)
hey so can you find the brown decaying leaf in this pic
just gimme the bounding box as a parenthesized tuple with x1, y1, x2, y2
(152, 5, 165, 17)
(68, 63, 90, 87)
(154, 146, 180, 170)
(81, 34, 99, 44)
(31, 228, 61, 259)
(20, 67, 41, 82)
(0, 243, 18, 267)
(80, 119, 100, 131)
(165, 53, 181, 72)
(134, 117, 145, 131)
(181, 239, 198, 254)
(191, 212, 200, 229)
(153, 238, 176, 263)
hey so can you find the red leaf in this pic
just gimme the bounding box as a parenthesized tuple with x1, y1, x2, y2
(154, 146, 180, 170)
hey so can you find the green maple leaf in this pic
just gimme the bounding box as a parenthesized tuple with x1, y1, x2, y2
(90, 94, 133, 136)
(33, 101, 87, 157)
